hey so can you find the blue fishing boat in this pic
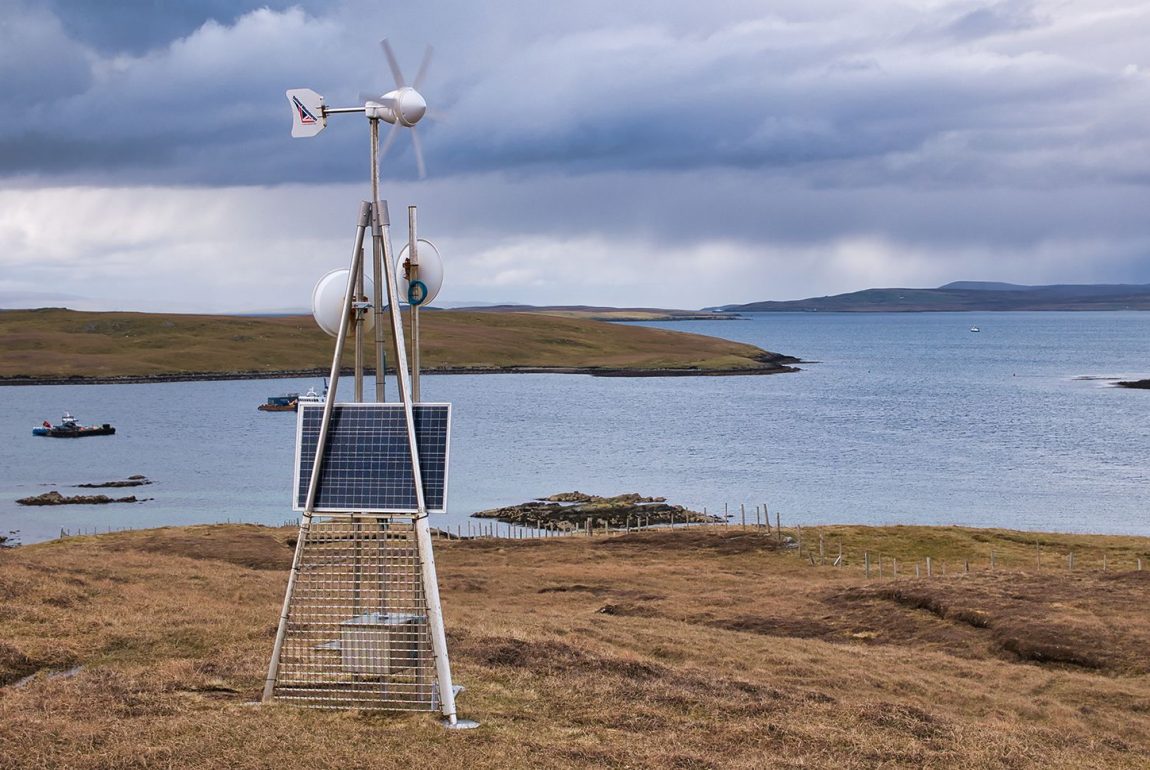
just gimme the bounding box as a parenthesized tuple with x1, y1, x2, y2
(33, 413, 115, 438)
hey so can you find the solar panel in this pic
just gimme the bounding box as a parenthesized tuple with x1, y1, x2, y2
(293, 402, 451, 514)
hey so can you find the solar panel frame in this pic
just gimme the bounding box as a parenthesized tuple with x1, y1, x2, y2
(293, 402, 451, 514)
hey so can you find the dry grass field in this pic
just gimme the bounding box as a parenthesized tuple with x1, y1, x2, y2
(0, 308, 791, 380)
(1, 523, 1148, 769)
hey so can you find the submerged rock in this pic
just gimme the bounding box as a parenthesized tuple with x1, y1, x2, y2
(76, 476, 152, 488)
(473, 492, 718, 531)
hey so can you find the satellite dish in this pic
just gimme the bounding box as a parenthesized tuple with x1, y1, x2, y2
(311, 268, 375, 337)
(396, 239, 444, 306)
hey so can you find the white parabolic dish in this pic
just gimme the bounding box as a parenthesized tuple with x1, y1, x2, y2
(396, 239, 444, 306)
(311, 268, 375, 337)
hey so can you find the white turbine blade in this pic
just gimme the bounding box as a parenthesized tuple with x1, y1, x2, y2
(379, 121, 401, 160)
(411, 127, 427, 179)
(380, 38, 406, 88)
(412, 45, 434, 90)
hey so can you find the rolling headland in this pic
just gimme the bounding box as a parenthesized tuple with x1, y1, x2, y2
(0, 308, 795, 384)
(0, 523, 1148, 767)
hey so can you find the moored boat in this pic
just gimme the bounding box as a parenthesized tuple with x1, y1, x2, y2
(258, 394, 300, 412)
(297, 385, 325, 405)
(258, 384, 326, 412)
(33, 413, 115, 438)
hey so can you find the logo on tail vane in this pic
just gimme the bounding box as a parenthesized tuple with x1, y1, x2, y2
(286, 88, 326, 138)
(293, 96, 318, 125)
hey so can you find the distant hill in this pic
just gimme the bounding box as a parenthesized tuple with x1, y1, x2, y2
(450, 304, 739, 321)
(714, 282, 1150, 312)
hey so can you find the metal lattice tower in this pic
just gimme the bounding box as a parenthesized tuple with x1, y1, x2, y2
(265, 41, 473, 728)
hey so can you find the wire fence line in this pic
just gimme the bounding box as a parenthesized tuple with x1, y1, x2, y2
(50, 508, 1147, 576)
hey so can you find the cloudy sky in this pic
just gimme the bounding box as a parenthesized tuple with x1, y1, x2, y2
(2, 0, 1149, 312)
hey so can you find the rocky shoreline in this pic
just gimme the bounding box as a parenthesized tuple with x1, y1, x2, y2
(472, 492, 721, 531)
(0, 360, 800, 388)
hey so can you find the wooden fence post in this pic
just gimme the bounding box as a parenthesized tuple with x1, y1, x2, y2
(865, 552, 871, 579)
(926, 557, 933, 577)
(741, 504, 746, 530)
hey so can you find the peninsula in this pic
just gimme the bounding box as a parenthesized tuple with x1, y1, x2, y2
(0, 307, 797, 384)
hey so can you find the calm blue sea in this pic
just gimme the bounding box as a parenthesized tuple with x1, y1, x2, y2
(2, 311, 1148, 544)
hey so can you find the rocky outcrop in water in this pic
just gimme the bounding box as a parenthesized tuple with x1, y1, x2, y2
(75, 475, 151, 489)
(17, 491, 143, 506)
(472, 491, 719, 531)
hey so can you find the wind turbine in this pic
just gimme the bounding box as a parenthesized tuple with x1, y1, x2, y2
(287, 39, 432, 178)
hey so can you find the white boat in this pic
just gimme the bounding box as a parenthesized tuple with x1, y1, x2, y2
(298, 385, 325, 405)
(970, 326, 980, 333)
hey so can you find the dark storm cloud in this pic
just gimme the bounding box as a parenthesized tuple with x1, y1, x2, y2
(3, 0, 1146, 190)
(3, 0, 1150, 311)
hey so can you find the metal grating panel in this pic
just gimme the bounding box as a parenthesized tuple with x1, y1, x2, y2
(270, 517, 436, 710)
(294, 403, 450, 514)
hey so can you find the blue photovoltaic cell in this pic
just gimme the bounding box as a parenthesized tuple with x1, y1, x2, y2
(294, 403, 450, 513)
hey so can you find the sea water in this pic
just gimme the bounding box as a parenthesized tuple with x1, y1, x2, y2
(1, 311, 1147, 544)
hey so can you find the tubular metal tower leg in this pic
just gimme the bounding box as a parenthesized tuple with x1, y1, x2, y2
(263, 201, 371, 704)
(373, 199, 465, 727)
(370, 118, 388, 403)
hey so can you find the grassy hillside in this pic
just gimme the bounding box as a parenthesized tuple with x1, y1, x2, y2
(0, 308, 795, 381)
(1, 523, 1147, 767)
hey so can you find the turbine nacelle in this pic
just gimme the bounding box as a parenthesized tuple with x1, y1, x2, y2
(365, 87, 426, 127)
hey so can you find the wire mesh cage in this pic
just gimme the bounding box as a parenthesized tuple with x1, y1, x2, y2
(269, 516, 437, 711)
